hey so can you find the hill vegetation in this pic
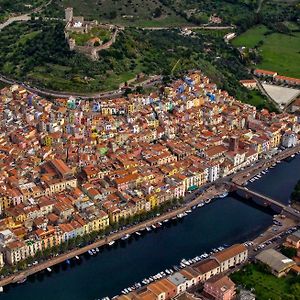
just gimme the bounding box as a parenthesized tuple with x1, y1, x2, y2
(0, 0, 48, 21)
(61, 0, 188, 27)
(45, 0, 300, 30)
(0, 19, 275, 110)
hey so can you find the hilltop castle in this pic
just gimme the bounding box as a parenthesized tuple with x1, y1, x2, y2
(64, 7, 119, 61)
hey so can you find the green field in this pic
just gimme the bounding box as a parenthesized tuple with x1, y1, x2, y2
(232, 25, 300, 78)
(232, 25, 269, 48)
(231, 264, 300, 300)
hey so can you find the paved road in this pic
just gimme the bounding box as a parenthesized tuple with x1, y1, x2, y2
(140, 25, 235, 31)
(254, 78, 282, 112)
(0, 0, 53, 31)
(0, 74, 163, 99)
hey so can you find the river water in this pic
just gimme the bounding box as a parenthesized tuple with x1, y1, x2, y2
(1, 155, 299, 300)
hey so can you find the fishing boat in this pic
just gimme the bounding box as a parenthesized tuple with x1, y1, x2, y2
(135, 231, 141, 236)
(108, 241, 115, 246)
(205, 199, 211, 204)
(47, 267, 52, 272)
(75, 255, 80, 260)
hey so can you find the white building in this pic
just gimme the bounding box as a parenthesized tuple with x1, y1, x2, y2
(282, 131, 298, 148)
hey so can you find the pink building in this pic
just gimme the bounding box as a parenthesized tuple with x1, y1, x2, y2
(203, 275, 235, 300)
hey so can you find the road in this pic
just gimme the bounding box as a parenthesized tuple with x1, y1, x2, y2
(0, 0, 53, 31)
(0, 74, 163, 100)
(140, 25, 235, 31)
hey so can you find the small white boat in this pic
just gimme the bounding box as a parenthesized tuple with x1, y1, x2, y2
(146, 227, 151, 231)
(151, 224, 156, 229)
(88, 250, 93, 255)
(96, 247, 100, 252)
(163, 219, 169, 223)
(47, 267, 52, 272)
(219, 192, 229, 198)
(135, 231, 141, 236)
(108, 241, 115, 246)
(75, 255, 80, 260)
(121, 234, 130, 240)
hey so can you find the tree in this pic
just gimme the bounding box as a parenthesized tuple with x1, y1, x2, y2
(281, 246, 297, 258)
(109, 11, 117, 19)
(153, 7, 162, 18)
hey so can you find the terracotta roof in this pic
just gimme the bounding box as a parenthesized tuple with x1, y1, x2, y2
(212, 244, 247, 263)
(193, 259, 220, 274)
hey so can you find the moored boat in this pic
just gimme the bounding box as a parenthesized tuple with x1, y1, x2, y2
(218, 192, 229, 198)
(17, 277, 27, 284)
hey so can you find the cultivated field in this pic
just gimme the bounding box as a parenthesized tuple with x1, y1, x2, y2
(233, 25, 300, 78)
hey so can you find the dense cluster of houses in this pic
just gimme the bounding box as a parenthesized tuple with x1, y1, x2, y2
(0, 70, 299, 268)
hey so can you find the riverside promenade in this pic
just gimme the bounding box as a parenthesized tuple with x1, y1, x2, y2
(0, 185, 224, 288)
(1, 144, 300, 288)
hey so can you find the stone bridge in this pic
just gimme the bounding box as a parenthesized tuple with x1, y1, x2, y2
(232, 185, 300, 220)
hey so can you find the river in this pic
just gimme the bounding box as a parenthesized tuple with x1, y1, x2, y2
(1, 154, 299, 300)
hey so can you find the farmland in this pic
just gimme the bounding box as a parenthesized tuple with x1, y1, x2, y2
(232, 25, 300, 78)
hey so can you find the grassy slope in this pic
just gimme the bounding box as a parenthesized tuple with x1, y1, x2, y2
(232, 25, 269, 48)
(61, 0, 188, 27)
(232, 25, 300, 78)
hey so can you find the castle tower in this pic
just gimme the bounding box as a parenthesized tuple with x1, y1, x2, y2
(65, 7, 73, 23)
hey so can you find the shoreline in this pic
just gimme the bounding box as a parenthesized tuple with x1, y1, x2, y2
(0, 145, 299, 288)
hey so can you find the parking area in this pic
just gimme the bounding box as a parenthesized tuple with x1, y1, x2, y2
(262, 83, 300, 108)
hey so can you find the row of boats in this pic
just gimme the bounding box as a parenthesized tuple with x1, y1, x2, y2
(89, 193, 230, 257)
(119, 245, 227, 296)
(248, 151, 299, 184)
(248, 169, 269, 183)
